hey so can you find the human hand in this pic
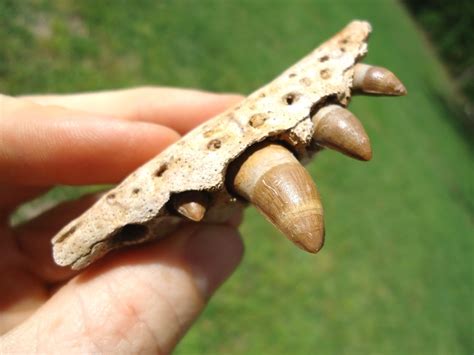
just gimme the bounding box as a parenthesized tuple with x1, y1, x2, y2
(0, 88, 244, 353)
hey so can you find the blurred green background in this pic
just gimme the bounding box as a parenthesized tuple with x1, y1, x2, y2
(403, 0, 474, 102)
(1, 0, 472, 354)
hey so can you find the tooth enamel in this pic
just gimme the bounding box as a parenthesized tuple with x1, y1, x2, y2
(173, 191, 208, 222)
(232, 143, 325, 253)
(312, 105, 372, 161)
(353, 63, 407, 96)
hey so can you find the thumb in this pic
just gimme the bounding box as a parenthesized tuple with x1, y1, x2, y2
(1, 224, 244, 354)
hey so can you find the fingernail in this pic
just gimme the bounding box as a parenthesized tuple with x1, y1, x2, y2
(182, 225, 244, 299)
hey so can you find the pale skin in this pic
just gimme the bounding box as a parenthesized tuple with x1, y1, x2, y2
(0, 88, 245, 353)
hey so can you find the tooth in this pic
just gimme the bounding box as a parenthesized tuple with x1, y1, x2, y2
(312, 105, 372, 161)
(232, 143, 324, 253)
(173, 191, 208, 222)
(353, 63, 407, 96)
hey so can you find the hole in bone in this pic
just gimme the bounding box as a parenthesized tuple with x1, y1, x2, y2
(111, 224, 148, 245)
(207, 139, 222, 150)
(288, 73, 297, 78)
(320, 69, 331, 79)
(132, 188, 140, 194)
(155, 163, 168, 177)
(283, 92, 300, 105)
(249, 113, 268, 128)
(300, 77, 312, 86)
(55, 225, 77, 243)
(319, 55, 329, 62)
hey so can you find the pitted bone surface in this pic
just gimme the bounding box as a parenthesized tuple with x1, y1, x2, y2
(52, 21, 371, 269)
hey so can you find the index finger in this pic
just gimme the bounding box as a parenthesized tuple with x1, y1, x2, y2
(22, 87, 244, 135)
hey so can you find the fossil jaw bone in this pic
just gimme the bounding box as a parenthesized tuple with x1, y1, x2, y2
(312, 105, 372, 161)
(353, 63, 407, 96)
(231, 143, 324, 253)
(50, 21, 410, 271)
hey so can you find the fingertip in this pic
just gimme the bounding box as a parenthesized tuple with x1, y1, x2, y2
(146, 89, 244, 133)
(205, 92, 244, 111)
(219, 93, 245, 103)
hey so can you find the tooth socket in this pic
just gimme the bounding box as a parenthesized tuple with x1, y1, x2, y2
(353, 63, 407, 96)
(231, 143, 324, 253)
(312, 105, 372, 161)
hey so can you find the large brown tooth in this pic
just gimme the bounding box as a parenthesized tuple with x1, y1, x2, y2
(353, 63, 407, 96)
(312, 105, 372, 161)
(173, 191, 208, 222)
(232, 143, 324, 253)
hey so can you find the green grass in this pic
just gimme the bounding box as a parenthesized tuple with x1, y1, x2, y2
(1, 0, 472, 354)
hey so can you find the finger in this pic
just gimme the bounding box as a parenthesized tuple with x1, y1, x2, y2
(226, 206, 244, 228)
(0, 95, 180, 185)
(13, 194, 103, 283)
(0, 185, 50, 216)
(22, 87, 244, 134)
(0, 267, 48, 335)
(3, 224, 244, 354)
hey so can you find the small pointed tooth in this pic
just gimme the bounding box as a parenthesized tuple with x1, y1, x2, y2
(353, 63, 407, 96)
(177, 202, 206, 222)
(232, 143, 325, 253)
(312, 105, 372, 161)
(173, 191, 208, 222)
